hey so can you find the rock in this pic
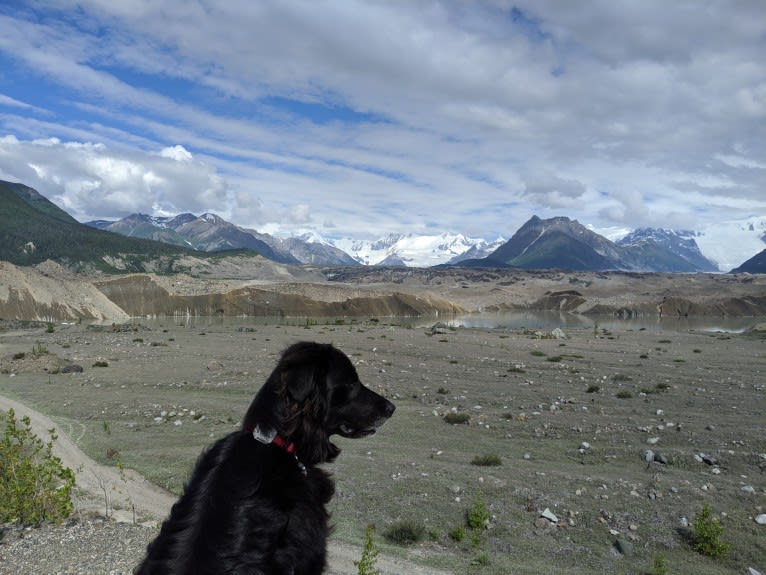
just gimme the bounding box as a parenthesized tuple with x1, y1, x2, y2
(643, 449, 654, 463)
(701, 454, 718, 465)
(755, 514, 766, 525)
(540, 508, 558, 523)
(647, 436, 660, 445)
(579, 441, 591, 451)
(748, 569, 762, 575)
(614, 538, 633, 556)
(206, 360, 224, 371)
(741, 485, 756, 495)
(551, 328, 567, 340)
(427, 322, 451, 335)
(61, 364, 84, 373)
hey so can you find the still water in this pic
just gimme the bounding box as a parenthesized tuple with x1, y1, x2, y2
(129, 311, 763, 334)
(446, 311, 764, 333)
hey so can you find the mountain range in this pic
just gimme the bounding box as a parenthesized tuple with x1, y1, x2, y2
(3, 179, 765, 273)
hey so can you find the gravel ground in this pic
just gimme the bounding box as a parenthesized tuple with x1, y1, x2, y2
(0, 519, 155, 575)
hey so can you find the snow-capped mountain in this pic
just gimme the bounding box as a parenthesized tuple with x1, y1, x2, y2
(616, 228, 718, 272)
(329, 233, 506, 267)
(695, 216, 766, 272)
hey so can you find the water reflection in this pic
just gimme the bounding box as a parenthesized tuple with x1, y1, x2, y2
(448, 311, 764, 333)
(124, 311, 763, 334)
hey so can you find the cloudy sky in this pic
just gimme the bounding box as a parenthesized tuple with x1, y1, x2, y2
(1, 1, 764, 247)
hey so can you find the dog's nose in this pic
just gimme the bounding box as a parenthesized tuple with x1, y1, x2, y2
(383, 400, 396, 418)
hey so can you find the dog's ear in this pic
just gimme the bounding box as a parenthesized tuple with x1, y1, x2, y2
(282, 366, 316, 403)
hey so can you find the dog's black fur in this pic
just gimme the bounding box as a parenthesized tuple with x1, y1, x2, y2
(135, 341, 395, 575)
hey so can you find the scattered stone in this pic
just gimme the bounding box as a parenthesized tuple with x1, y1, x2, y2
(755, 514, 766, 525)
(61, 364, 84, 373)
(614, 538, 633, 556)
(427, 322, 451, 335)
(741, 485, 756, 495)
(701, 453, 718, 465)
(540, 508, 558, 523)
(579, 441, 591, 451)
(551, 328, 567, 340)
(206, 360, 224, 371)
(642, 449, 654, 463)
(647, 436, 660, 445)
(748, 568, 762, 575)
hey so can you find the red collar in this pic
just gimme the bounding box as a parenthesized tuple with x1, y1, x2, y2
(271, 434, 296, 454)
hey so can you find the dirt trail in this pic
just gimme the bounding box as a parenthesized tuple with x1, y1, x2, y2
(0, 393, 450, 575)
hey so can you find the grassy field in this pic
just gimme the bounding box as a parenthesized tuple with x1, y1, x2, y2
(1, 318, 764, 574)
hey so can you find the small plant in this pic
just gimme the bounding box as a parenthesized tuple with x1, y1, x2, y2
(444, 413, 471, 425)
(32, 342, 48, 357)
(449, 525, 465, 542)
(651, 553, 668, 575)
(586, 384, 600, 393)
(691, 502, 729, 558)
(0, 409, 76, 526)
(612, 374, 632, 382)
(437, 387, 449, 395)
(471, 454, 502, 467)
(530, 350, 546, 357)
(467, 492, 491, 531)
(12, 352, 25, 360)
(93, 360, 109, 367)
(616, 390, 633, 399)
(46, 323, 55, 333)
(507, 366, 526, 373)
(655, 383, 670, 392)
(354, 525, 380, 575)
(383, 520, 425, 545)
(546, 355, 563, 362)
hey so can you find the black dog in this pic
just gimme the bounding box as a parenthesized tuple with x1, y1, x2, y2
(136, 341, 395, 575)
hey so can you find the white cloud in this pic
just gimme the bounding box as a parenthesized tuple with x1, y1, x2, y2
(0, 0, 763, 253)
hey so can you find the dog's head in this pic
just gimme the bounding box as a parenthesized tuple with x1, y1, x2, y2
(243, 342, 395, 465)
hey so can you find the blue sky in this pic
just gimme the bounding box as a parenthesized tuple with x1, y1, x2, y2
(0, 1, 765, 258)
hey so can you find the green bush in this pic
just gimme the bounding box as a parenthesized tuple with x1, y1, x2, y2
(0, 409, 76, 526)
(443, 413, 471, 425)
(467, 492, 490, 530)
(471, 454, 502, 467)
(692, 503, 729, 558)
(383, 520, 425, 545)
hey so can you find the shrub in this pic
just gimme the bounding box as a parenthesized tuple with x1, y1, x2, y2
(355, 525, 380, 575)
(12, 352, 25, 360)
(383, 520, 425, 545)
(616, 390, 633, 399)
(586, 385, 600, 393)
(0, 409, 76, 526)
(443, 413, 470, 425)
(467, 492, 491, 531)
(449, 526, 465, 542)
(546, 355, 563, 362)
(530, 350, 546, 357)
(92, 360, 109, 367)
(471, 454, 502, 467)
(692, 503, 729, 558)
